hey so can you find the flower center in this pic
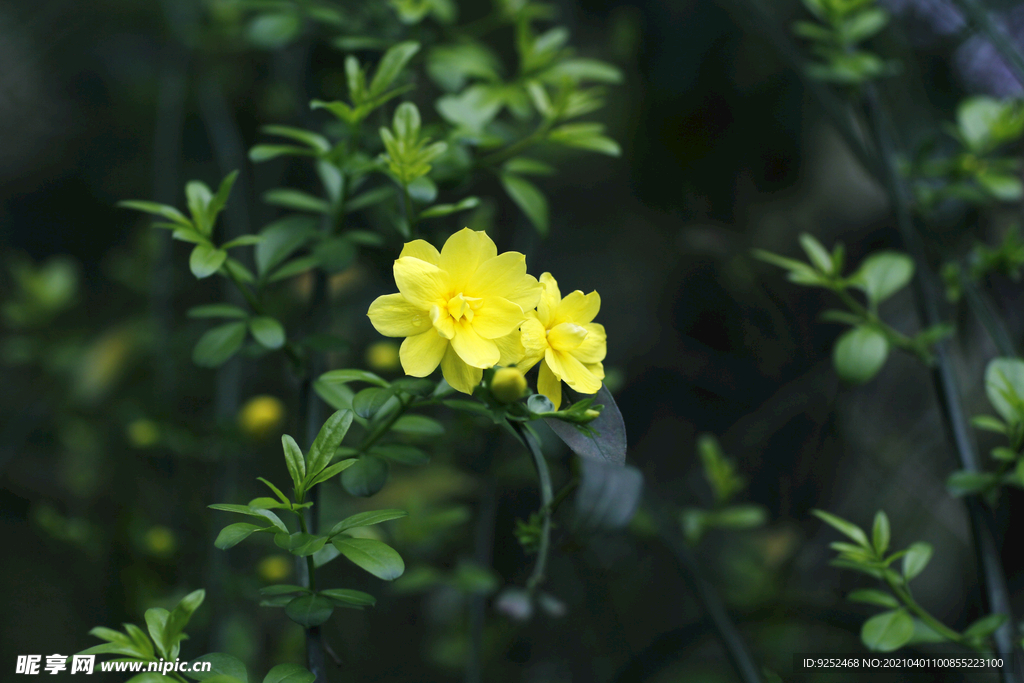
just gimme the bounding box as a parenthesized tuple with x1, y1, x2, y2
(445, 293, 480, 322)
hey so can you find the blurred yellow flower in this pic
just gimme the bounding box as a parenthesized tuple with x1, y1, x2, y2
(144, 525, 177, 556)
(520, 273, 606, 409)
(365, 340, 401, 372)
(238, 395, 286, 440)
(367, 228, 541, 393)
(257, 555, 292, 582)
(127, 419, 160, 448)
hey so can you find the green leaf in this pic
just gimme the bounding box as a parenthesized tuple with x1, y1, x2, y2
(353, 387, 398, 419)
(852, 251, 914, 305)
(128, 675, 179, 683)
(259, 585, 309, 596)
(392, 414, 444, 436)
(799, 233, 833, 273)
(833, 326, 889, 384)
(574, 458, 644, 530)
(341, 455, 390, 497)
(304, 458, 357, 489)
(503, 157, 555, 176)
(344, 186, 395, 213)
(285, 594, 335, 627)
(281, 435, 306, 492)
(319, 589, 376, 608)
(262, 125, 330, 153)
(319, 369, 389, 387)
(861, 609, 914, 652)
(902, 541, 933, 581)
(249, 317, 286, 350)
(545, 385, 627, 465)
(314, 379, 355, 412)
(812, 509, 870, 548)
(306, 409, 355, 480)
(436, 85, 504, 131)
(312, 236, 356, 274)
(186, 181, 214, 233)
(985, 358, 1024, 424)
(190, 245, 228, 279)
(274, 532, 328, 556)
(188, 304, 248, 319)
(255, 215, 318, 277)
(544, 58, 623, 83)
(977, 171, 1023, 201)
(548, 123, 621, 156)
(186, 653, 248, 682)
(208, 171, 239, 225)
(249, 145, 316, 162)
(328, 509, 408, 537)
(963, 613, 1007, 639)
(118, 200, 191, 226)
(958, 97, 1013, 153)
(193, 322, 247, 368)
(144, 607, 170, 657)
(264, 189, 330, 214)
(707, 504, 767, 530)
(500, 173, 548, 235)
(972, 415, 1007, 434)
(247, 12, 301, 49)
(841, 8, 889, 43)
(946, 470, 998, 496)
(332, 537, 405, 580)
(257, 477, 290, 506)
(370, 444, 430, 465)
(847, 589, 899, 608)
(419, 196, 480, 219)
(369, 41, 421, 97)
(263, 663, 316, 683)
(214, 523, 265, 549)
(267, 256, 319, 282)
(872, 510, 890, 555)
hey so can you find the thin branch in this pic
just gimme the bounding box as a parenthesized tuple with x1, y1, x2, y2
(510, 421, 553, 591)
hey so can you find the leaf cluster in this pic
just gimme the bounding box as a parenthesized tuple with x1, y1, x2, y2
(794, 0, 895, 84)
(680, 435, 766, 544)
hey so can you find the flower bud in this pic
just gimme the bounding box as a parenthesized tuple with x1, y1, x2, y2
(583, 408, 602, 422)
(238, 395, 286, 440)
(491, 367, 527, 403)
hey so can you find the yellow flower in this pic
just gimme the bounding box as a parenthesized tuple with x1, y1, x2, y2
(520, 273, 606, 409)
(367, 228, 541, 393)
(365, 340, 401, 372)
(238, 395, 286, 440)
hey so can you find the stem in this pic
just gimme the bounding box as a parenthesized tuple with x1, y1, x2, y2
(358, 395, 413, 453)
(510, 421, 553, 591)
(863, 84, 1022, 682)
(401, 182, 416, 235)
(479, 122, 553, 168)
(950, 0, 1024, 89)
(886, 576, 966, 644)
(833, 287, 926, 359)
(297, 514, 318, 592)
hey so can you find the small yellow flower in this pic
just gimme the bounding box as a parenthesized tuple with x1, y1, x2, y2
(257, 555, 293, 582)
(144, 525, 177, 556)
(520, 273, 606, 409)
(365, 340, 401, 372)
(127, 419, 160, 448)
(238, 395, 286, 440)
(367, 228, 542, 394)
(491, 367, 527, 403)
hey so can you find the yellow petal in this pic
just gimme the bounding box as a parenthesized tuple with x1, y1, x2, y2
(585, 361, 605, 380)
(399, 239, 441, 265)
(520, 317, 548, 353)
(399, 329, 447, 377)
(518, 348, 545, 374)
(572, 323, 606, 363)
(367, 293, 431, 337)
(394, 257, 449, 309)
(471, 296, 525, 339)
(441, 344, 483, 394)
(545, 348, 601, 394)
(439, 228, 497, 291)
(536, 273, 561, 328)
(466, 252, 536, 306)
(430, 304, 456, 339)
(554, 290, 600, 325)
(547, 322, 587, 351)
(494, 330, 526, 366)
(450, 320, 501, 368)
(538, 360, 562, 410)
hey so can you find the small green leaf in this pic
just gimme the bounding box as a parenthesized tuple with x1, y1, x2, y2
(332, 537, 405, 580)
(188, 304, 248, 320)
(341, 456, 390, 497)
(500, 173, 548, 235)
(369, 41, 421, 97)
(306, 409, 355, 480)
(214, 523, 265, 549)
(353, 387, 398, 419)
(259, 585, 309, 596)
(872, 510, 890, 556)
(255, 215, 318, 277)
(281, 435, 306, 492)
(847, 589, 899, 608)
(328, 509, 408, 537)
(319, 369, 389, 387)
(861, 609, 914, 652)
(812, 509, 870, 548)
(833, 326, 889, 384)
(319, 589, 376, 608)
(262, 663, 316, 683)
(262, 125, 330, 153)
(274, 532, 328, 557)
(946, 470, 998, 496)
(249, 317, 286, 350)
(799, 233, 834, 273)
(963, 613, 1007, 639)
(902, 541, 933, 581)
(972, 415, 1008, 434)
(263, 188, 330, 214)
(190, 245, 228, 279)
(285, 595, 335, 628)
(249, 145, 316, 162)
(985, 358, 1024, 425)
(852, 251, 914, 305)
(392, 414, 444, 436)
(304, 458, 357, 489)
(193, 322, 247, 368)
(118, 200, 191, 226)
(418, 196, 480, 220)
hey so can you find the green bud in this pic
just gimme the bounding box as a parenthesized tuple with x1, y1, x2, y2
(491, 367, 527, 403)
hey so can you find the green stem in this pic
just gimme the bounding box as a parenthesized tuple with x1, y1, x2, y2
(885, 576, 966, 644)
(479, 121, 553, 168)
(510, 421, 552, 591)
(358, 395, 413, 453)
(223, 253, 304, 367)
(833, 287, 927, 359)
(298, 514, 317, 592)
